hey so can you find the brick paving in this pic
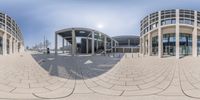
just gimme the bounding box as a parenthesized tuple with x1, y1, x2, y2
(0, 52, 200, 99)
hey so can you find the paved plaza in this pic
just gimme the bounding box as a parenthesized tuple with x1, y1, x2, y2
(0, 53, 200, 99)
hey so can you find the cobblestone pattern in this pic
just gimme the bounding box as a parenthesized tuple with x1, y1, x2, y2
(0, 53, 200, 99)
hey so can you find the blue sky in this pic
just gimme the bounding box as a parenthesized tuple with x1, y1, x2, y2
(0, 0, 200, 48)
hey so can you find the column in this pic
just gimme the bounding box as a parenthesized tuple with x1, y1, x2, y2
(86, 37, 88, 54)
(114, 42, 117, 53)
(3, 14, 7, 55)
(9, 36, 12, 54)
(139, 37, 142, 54)
(104, 35, 107, 54)
(176, 9, 180, 59)
(91, 31, 95, 55)
(193, 11, 198, 57)
(55, 33, 58, 55)
(11, 37, 14, 53)
(71, 30, 76, 56)
(158, 11, 163, 58)
(66, 41, 68, 53)
(142, 37, 145, 55)
(2, 33, 7, 55)
(148, 33, 152, 56)
(62, 38, 64, 53)
(96, 33, 99, 51)
(12, 38, 14, 53)
(111, 39, 113, 53)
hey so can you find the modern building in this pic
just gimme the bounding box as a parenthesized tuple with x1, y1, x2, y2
(0, 12, 24, 55)
(55, 27, 118, 55)
(140, 9, 200, 58)
(112, 35, 139, 53)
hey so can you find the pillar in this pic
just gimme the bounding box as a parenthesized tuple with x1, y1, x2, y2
(12, 38, 15, 53)
(158, 11, 163, 58)
(62, 38, 64, 53)
(148, 33, 152, 56)
(71, 29, 76, 56)
(91, 31, 95, 55)
(104, 36, 107, 54)
(111, 39, 113, 53)
(2, 32, 7, 55)
(55, 33, 58, 55)
(9, 36, 12, 54)
(96, 33, 99, 51)
(114, 42, 117, 53)
(15, 40, 18, 53)
(139, 37, 142, 54)
(86, 37, 88, 54)
(12, 38, 14, 53)
(193, 11, 198, 57)
(66, 40, 68, 53)
(142, 37, 145, 55)
(176, 9, 180, 59)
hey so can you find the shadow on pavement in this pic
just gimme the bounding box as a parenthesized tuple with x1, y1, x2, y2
(31, 53, 124, 80)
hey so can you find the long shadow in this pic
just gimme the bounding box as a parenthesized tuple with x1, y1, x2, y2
(31, 53, 124, 80)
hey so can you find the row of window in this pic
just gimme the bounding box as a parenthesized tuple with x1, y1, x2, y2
(141, 18, 200, 35)
(141, 10, 199, 33)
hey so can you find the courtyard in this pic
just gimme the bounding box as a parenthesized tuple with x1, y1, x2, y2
(0, 52, 200, 99)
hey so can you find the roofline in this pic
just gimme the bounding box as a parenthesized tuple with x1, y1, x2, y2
(55, 27, 118, 43)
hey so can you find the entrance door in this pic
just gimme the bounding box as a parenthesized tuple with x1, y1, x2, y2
(179, 33, 192, 57)
(163, 33, 176, 56)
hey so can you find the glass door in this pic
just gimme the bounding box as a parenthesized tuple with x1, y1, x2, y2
(179, 33, 192, 57)
(163, 33, 176, 56)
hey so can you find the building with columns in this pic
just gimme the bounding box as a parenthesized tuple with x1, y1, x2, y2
(112, 35, 139, 53)
(0, 12, 24, 55)
(55, 27, 118, 55)
(140, 9, 200, 59)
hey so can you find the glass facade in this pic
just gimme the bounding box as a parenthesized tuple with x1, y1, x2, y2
(179, 33, 192, 56)
(163, 33, 176, 56)
(150, 33, 193, 57)
(0, 36, 2, 54)
(141, 9, 200, 58)
(152, 36, 158, 55)
(198, 36, 200, 55)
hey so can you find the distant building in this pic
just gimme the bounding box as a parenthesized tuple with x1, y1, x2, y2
(55, 27, 118, 55)
(0, 12, 24, 55)
(112, 35, 139, 53)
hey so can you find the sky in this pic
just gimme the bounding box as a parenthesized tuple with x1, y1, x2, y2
(0, 0, 200, 48)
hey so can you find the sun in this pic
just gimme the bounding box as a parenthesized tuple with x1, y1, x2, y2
(97, 24, 104, 29)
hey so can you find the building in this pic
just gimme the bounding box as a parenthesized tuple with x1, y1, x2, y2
(140, 9, 200, 59)
(112, 35, 139, 53)
(0, 12, 24, 55)
(55, 27, 118, 55)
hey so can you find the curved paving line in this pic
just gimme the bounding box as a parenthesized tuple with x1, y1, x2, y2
(179, 63, 200, 99)
(120, 64, 175, 96)
(81, 58, 176, 96)
(32, 78, 76, 99)
(32, 57, 79, 99)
